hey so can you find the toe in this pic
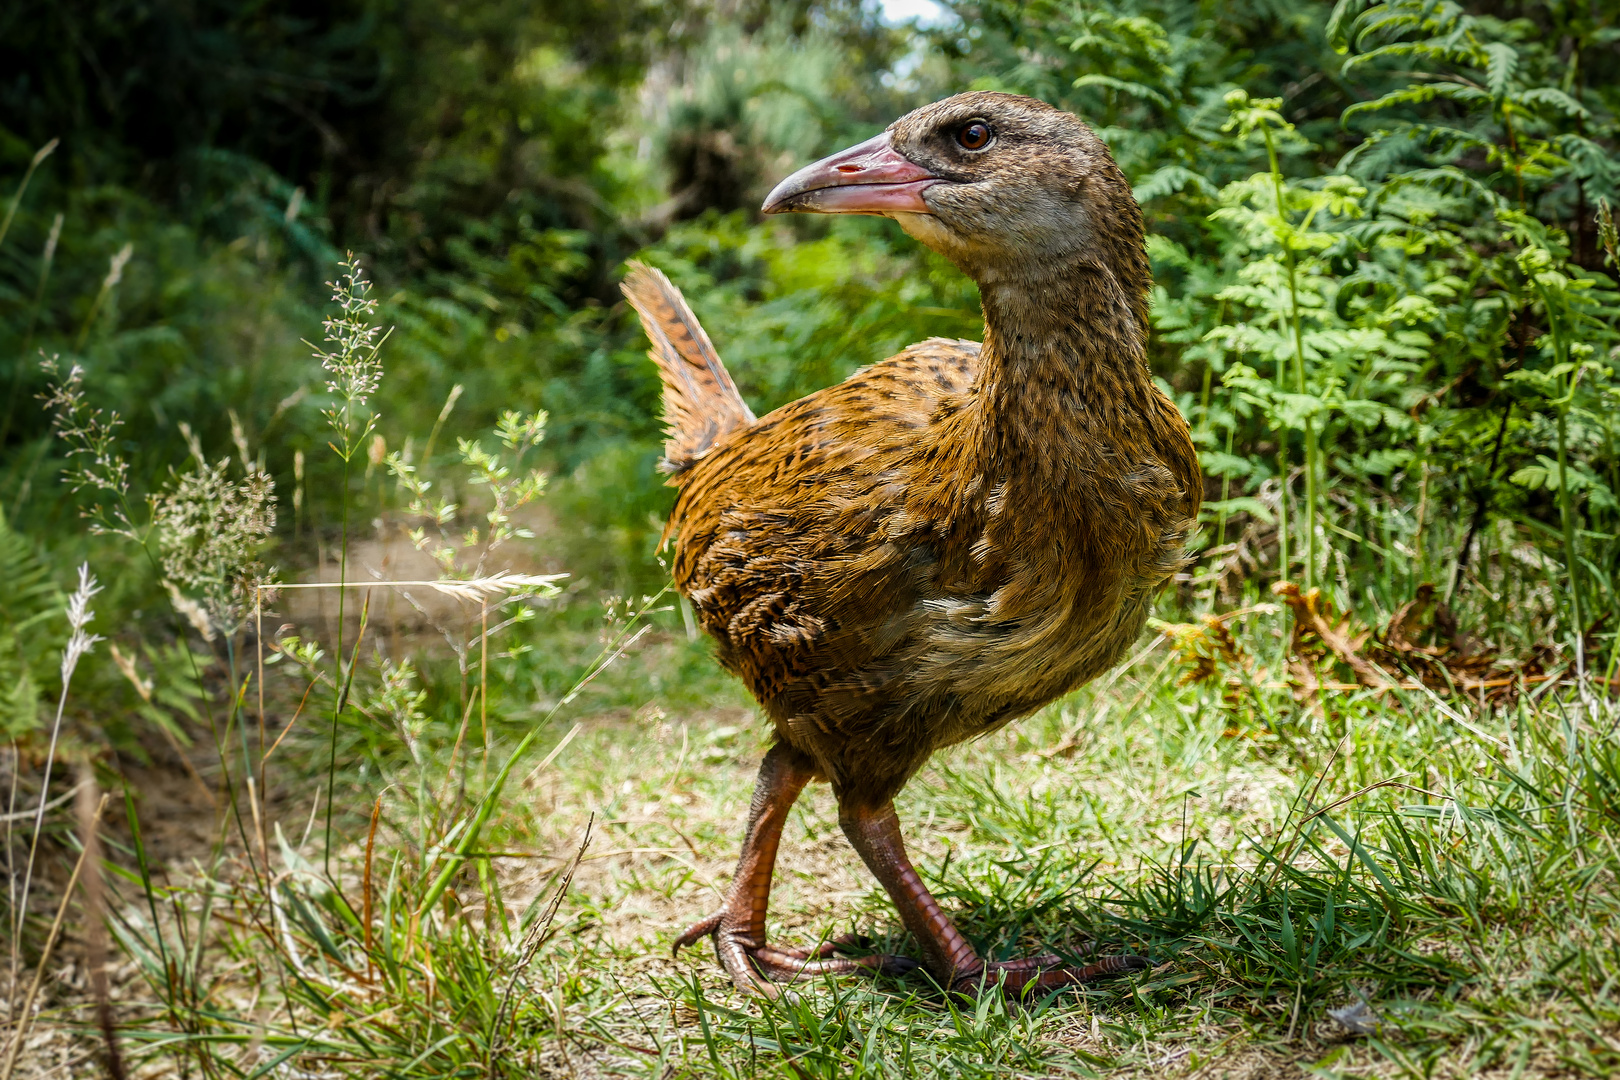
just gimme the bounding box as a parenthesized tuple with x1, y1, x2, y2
(1075, 953, 1151, 978)
(672, 911, 724, 956)
(782, 932, 881, 960)
(750, 944, 919, 982)
(949, 952, 1150, 999)
(676, 917, 922, 996)
(1002, 953, 1151, 998)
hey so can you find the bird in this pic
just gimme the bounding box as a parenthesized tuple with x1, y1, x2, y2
(621, 91, 1201, 999)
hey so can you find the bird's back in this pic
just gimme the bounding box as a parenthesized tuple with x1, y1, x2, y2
(667, 335, 982, 688)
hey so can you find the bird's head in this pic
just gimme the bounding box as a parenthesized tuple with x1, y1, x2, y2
(762, 92, 1145, 293)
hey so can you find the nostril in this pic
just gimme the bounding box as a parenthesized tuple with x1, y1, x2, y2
(837, 164, 862, 173)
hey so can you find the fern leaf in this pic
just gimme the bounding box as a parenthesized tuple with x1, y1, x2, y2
(1070, 74, 1170, 108)
(1515, 87, 1591, 120)
(0, 508, 57, 630)
(1483, 42, 1517, 100)
(1325, 0, 1370, 54)
(1343, 83, 1488, 126)
(0, 635, 41, 741)
(1133, 165, 1216, 203)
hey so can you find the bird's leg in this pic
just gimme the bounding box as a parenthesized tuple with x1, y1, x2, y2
(674, 744, 918, 996)
(839, 801, 1149, 999)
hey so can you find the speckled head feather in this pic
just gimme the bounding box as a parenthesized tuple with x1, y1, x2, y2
(763, 92, 1151, 333)
(888, 94, 1147, 299)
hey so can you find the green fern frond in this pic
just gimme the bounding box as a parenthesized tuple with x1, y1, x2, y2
(0, 508, 64, 739)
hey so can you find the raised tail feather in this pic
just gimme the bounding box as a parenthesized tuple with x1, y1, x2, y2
(621, 261, 755, 475)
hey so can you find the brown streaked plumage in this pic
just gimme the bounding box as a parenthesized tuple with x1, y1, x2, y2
(621, 91, 1201, 999)
(621, 264, 755, 474)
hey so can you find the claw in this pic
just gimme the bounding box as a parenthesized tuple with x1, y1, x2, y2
(673, 912, 918, 993)
(953, 952, 1151, 999)
(673, 911, 724, 957)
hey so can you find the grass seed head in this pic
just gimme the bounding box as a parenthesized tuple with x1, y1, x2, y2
(60, 562, 103, 685)
(154, 458, 277, 635)
(311, 252, 390, 459)
(38, 358, 135, 536)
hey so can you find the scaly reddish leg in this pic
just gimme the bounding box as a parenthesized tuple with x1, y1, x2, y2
(674, 744, 918, 996)
(839, 801, 1148, 998)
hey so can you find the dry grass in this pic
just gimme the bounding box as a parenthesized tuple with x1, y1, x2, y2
(15, 616, 1611, 1079)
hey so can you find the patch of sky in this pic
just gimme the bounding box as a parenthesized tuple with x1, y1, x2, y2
(878, 0, 955, 28)
(877, 0, 958, 91)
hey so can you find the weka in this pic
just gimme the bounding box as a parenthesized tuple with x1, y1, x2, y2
(621, 91, 1201, 998)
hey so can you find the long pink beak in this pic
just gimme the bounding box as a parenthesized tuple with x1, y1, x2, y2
(762, 132, 938, 216)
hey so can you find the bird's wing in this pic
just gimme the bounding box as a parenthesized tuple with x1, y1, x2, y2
(665, 337, 982, 715)
(621, 261, 756, 475)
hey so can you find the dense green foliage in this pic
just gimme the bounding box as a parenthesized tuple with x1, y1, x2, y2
(4, 2, 1620, 1074)
(5, 1, 1617, 668)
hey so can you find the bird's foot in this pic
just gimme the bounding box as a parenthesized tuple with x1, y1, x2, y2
(674, 912, 918, 995)
(951, 951, 1151, 1000)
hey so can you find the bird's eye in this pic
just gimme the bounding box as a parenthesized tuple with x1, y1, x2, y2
(956, 121, 992, 151)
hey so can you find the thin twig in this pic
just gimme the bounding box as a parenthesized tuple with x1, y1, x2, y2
(1, 794, 108, 1080)
(0, 783, 82, 825)
(79, 777, 125, 1080)
(255, 588, 269, 869)
(488, 816, 593, 1069)
(1269, 775, 1416, 888)
(520, 723, 583, 787)
(272, 573, 565, 599)
(263, 674, 323, 764)
(363, 794, 382, 986)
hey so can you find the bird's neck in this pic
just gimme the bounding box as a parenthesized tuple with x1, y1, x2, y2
(971, 259, 1157, 475)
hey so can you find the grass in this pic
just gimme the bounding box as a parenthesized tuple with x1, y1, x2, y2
(11, 337, 1620, 1078)
(15, 590, 1619, 1079)
(7, 245, 1620, 1079)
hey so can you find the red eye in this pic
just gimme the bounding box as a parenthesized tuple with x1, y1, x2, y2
(956, 122, 992, 150)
